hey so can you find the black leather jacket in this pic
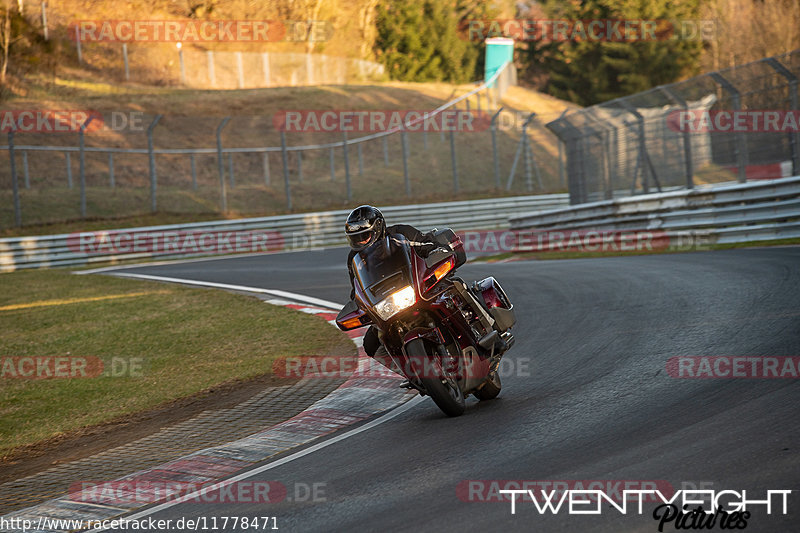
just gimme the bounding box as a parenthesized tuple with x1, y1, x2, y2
(347, 224, 436, 300)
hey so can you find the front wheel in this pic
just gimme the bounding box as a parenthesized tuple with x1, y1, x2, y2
(407, 339, 465, 417)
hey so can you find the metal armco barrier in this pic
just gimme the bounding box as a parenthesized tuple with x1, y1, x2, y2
(509, 176, 800, 245)
(0, 194, 569, 272)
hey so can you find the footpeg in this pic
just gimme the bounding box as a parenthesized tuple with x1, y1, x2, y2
(478, 330, 499, 350)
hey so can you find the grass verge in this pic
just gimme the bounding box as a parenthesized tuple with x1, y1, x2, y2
(0, 270, 354, 457)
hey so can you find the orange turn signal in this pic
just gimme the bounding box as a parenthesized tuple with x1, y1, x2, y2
(433, 258, 453, 281)
(340, 316, 363, 330)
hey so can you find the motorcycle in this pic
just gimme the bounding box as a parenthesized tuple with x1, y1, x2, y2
(336, 228, 516, 417)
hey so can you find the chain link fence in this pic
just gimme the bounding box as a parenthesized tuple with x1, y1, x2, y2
(2, 65, 554, 229)
(547, 49, 800, 205)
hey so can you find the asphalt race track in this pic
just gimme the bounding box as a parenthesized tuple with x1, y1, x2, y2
(102, 246, 800, 532)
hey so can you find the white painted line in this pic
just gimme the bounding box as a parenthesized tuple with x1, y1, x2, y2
(107, 272, 343, 311)
(85, 395, 423, 532)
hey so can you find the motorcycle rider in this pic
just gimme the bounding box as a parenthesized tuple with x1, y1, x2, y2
(344, 205, 438, 363)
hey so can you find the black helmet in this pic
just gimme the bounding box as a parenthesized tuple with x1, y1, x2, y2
(345, 205, 385, 251)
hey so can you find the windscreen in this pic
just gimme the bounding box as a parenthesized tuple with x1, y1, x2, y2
(352, 236, 413, 305)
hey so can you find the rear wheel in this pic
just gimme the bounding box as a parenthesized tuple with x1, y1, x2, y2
(407, 339, 465, 417)
(474, 371, 502, 401)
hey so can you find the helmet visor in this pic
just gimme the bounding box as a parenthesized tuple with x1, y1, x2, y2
(347, 231, 374, 250)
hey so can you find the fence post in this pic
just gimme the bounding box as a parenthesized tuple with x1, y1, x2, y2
(8, 129, 21, 227)
(41, 2, 48, 41)
(357, 143, 363, 175)
(659, 85, 694, 189)
(190, 153, 197, 190)
(79, 115, 97, 217)
(306, 54, 313, 85)
(22, 151, 30, 189)
(177, 43, 186, 84)
(108, 152, 115, 188)
(491, 108, 503, 188)
(263, 152, 270, 186)
(146, 115, 162, 213)
(228, 153, 235, 188)
(66, 152, 73, 189)
(236, 51, 244, 89)
(329, 147, 336, 181)
(216, 117, 230, 212)
(76, 32, 82, 63)
(710, 72, 748, 183)
(449, 130, 459, 193)
(207, 51, 216, 87)
(382, 135, 389, 165)
(558, 140, 565, 188)
(620, 103, 661, 193)
(280, 132, 292, 210)
(401, 131, 411, 196)
(262, 53, 270, 87)
(506, 131, 525, 191)
(122, 43, 129, 81)
(765, 57, 800, 176)
(342, 131, 351, 201)
(297, 151, 303, 182)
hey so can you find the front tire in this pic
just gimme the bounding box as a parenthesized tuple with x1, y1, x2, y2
(407, 339, 465, 417)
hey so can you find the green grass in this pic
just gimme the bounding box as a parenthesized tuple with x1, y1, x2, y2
(0, 270, 355, 456)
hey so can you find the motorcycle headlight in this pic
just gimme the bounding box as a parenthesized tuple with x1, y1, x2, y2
(374, 285, 416, 321)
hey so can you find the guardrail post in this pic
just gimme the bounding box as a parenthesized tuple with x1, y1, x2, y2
(280, 131, 292, 210)
(65, 152, 73, 189)
(491, 107, 503, 188)
(263, 152, 270, 186)
(108, 152, 115, 188)
(329, 147, 336, 181)
(710, 72, 748, 183)
(79, 115, 97, 217)
(449, 129, 459, 193)
(22, 150, 30, 189)
(401, 131, 411, 196)
(342, 131, 351, 201)
(147, 115, 162, 213)
(216, 116, 230, 212)
(190, 153, 197, 190)
(765, 57, 800, 176)
(659, 85, 694, 189)
(228, 153, 235, 188)
(8, 129, 21, 227)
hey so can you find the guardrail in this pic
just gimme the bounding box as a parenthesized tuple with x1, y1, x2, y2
(509, 176, 800, 245)
(0, 193, 569, 272)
